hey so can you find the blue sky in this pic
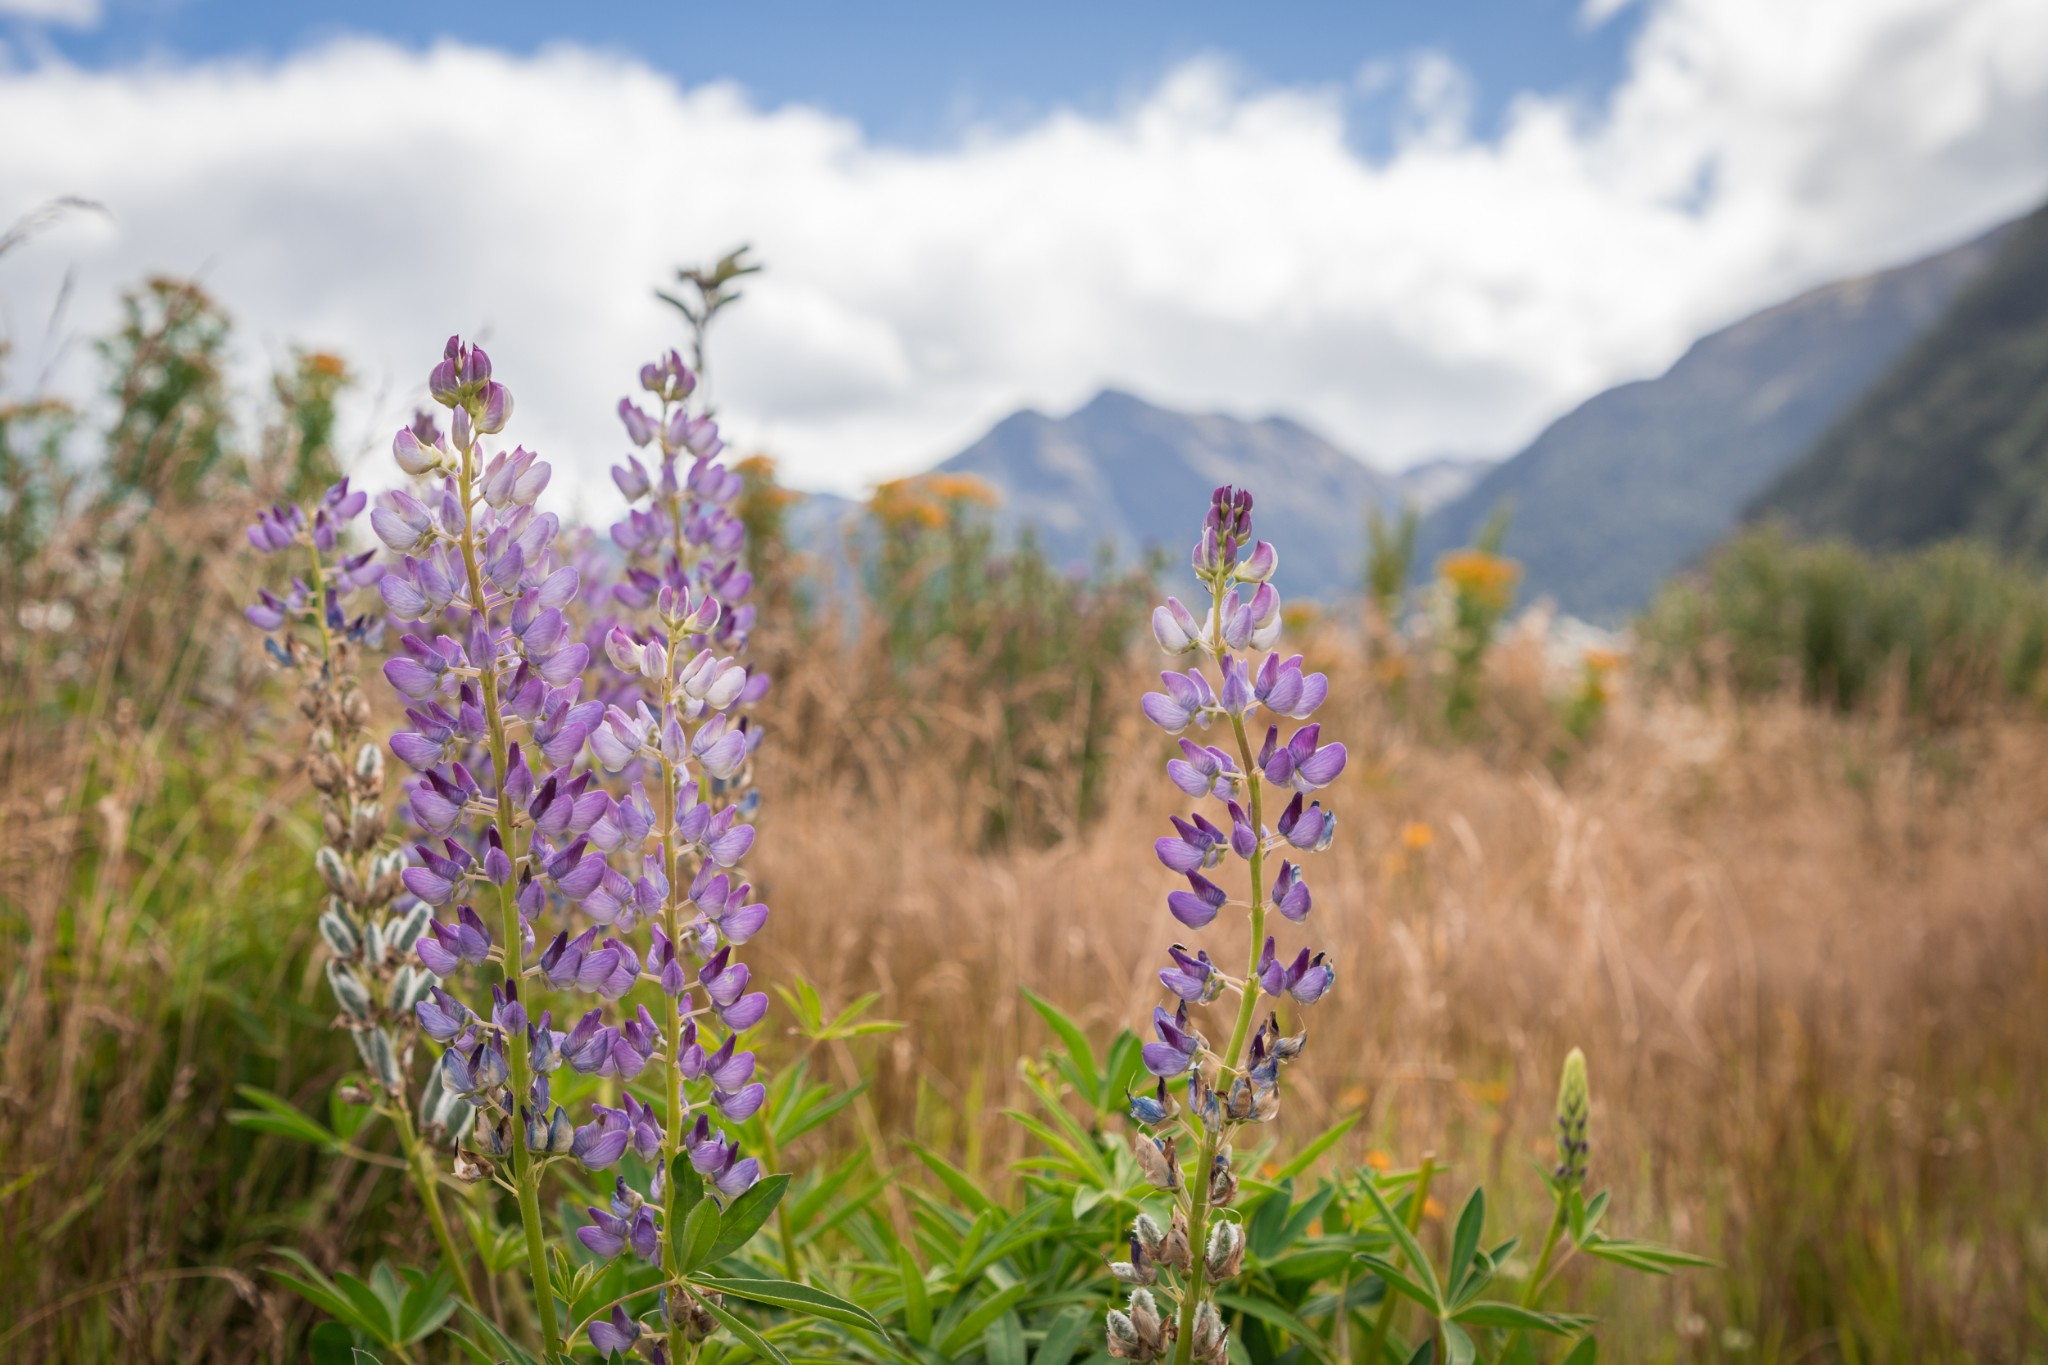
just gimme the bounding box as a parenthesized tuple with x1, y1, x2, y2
(24, 0, 1644, 147)
(2, 0, 2045, 496)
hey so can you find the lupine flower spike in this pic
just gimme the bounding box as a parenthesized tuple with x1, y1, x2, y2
(1114, 486, 1343, 1364)
(242, 478, 479, 1304)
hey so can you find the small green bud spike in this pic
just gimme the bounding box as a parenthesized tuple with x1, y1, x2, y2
(1555, 1047, 1590, 1189)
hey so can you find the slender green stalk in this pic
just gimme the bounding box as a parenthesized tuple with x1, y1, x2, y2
(453, 429, 565, 1359)
(393, 1103, 480, 1308)
(1364, 1154, 1436, 1365)
(1170, 587, 1271, 1365)
(1522, 1198, 1568, 1308)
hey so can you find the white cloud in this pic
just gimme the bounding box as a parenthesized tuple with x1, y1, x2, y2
(1, 0, 2046, 506)
(0, 0, 99, 26)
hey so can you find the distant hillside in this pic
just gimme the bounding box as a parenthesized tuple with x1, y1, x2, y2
(1753, 200, 2048, 551)
(782, 393, 1478, 599)
(1416, 218, 2016, 620)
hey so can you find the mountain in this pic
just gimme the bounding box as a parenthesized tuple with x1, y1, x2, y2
(931, 389, 1407, 597)
(1752, 199, 2048, 551)
(1415, 217, 2018, 620)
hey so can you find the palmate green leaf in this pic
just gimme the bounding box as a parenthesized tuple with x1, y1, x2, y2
(1579, 1237, 1716, 1274)
(897, 1245, 932, 1343)
(908, 1144, 998, 1218)
(708, 1173, 792, 1263)
(1448, 1189, 1485, 1294)
(936, 1279, 1033, 1357)
(1022, 988, 1100, 1098)
(309, 1321, 357, 1365)
(695, 1292, 793, 1365)
(1270, 1111, 1362, 1183)
(1452, 1302, 1581, 1333)
(230, 1085, 338, 1147)
(984, 1310, 1027, 1365)
(693, 1275, 886, 1333)
(1355, 1254, 1440, 1317)
(1360, 1179, 1444, 1308)
(268, 1248, 386, 1341)
(1033, 1304, 1091, 1365)
(679, 1198, 722, 1274)
(1211, 1291, 1333, 1362)
(394, 1265, 458, 1344)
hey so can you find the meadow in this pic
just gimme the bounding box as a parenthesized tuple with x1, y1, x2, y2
(1, 279, 2045, 1364)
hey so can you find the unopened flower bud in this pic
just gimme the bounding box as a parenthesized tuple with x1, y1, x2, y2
(1556, 1046, 1589, 1189)
(318, 907, 361, 959)
(327, 960, 373, 1020)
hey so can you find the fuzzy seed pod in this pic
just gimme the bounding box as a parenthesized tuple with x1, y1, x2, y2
(1205, 1219, 1245, 1280)
(1125, 1289, 1170, 1359)
(1191, 1302, 1228, 1365)
(1156, 1207, 1193, 1273)
(1132, 1133, 1182, 1192)
(1209, 1148, 1240, 1208)
(309, 750, 346, 795)
(679, 1288, 722, 1343)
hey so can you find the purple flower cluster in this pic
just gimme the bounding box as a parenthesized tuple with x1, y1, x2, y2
(365, 337, 772, 1361)
(1111, 485, 1344, 1365)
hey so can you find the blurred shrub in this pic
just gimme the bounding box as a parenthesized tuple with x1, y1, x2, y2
(1435, 510, 1521, 732)
(759, 471, 1154, 847)
(1640, 524, 2048, 724)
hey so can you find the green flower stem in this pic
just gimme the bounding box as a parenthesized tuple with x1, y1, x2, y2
(1170, 623, 1270, 1365)
(1522, 1197, 1568, 1309)
(656, 741, 689, 1365)
(393, 1101, 480, 1308)
(1364, 1154, 1436, 1365)
(455, 430, 566, 1359)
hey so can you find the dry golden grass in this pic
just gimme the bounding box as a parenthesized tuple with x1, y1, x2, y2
(753, 629, 2048, 1359)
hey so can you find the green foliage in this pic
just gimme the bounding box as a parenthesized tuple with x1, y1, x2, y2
(1435, 509, 1521, 733)
(270, 348, 354, 500)
(98, 276, 235, 505)
(1640, 524, 2048, 722)
(1754, 198, 2048, 553)
(1365, 503, 1418, 625)
(856, 474, 1154, 845)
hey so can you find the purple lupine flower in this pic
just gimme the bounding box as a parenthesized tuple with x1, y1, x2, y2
(588, 1305, 642, 1358)
(1160, 945, 1221, 1003)
(1156, 814, 1227, 874)
(1168, 871, 1228, 930)
(1256, 937, 1335, 1005)
(1258, 724, 1347, 793)
(415, 905, 491, 975)
(1167, 740, 1240, 800)
(1142, 1003, 1203, 1078)
(1141, 670, 1216, 735)
(1271, 861, 1312, 922)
